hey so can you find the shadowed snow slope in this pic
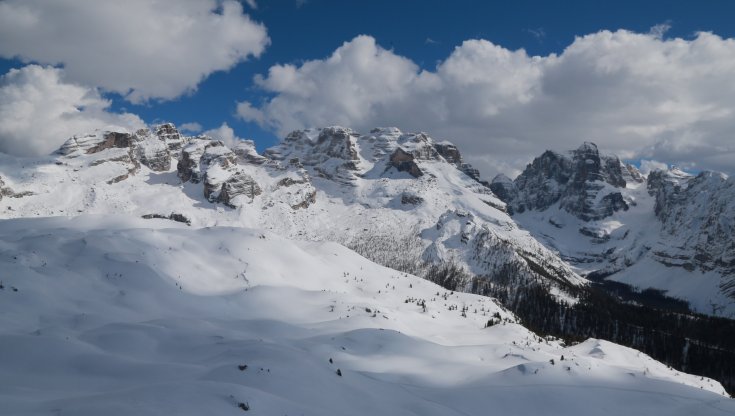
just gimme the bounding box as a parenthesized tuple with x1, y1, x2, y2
(0, 216, 731, 415)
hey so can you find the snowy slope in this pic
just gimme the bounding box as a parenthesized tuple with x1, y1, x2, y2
(0, 215, 731, 415)
(492, 143, 735, 316)
(0, 125, 584, 302)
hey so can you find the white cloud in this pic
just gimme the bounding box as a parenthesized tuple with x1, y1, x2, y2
(0, 0, 269, 103)
(179, 122, 203, 133)
(240, 31, 735, 178)
(203, 122, 243, 148)
(0, 65, 145, 157)
(649, 22, 672, 40)
(235, 101, 266, 126)
(638, 160, 669, 175)
(527, 28, 546, 40)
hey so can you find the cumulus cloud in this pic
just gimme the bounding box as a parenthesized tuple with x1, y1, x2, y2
(236, 101, 266, 126)
(0, 65, 145, 157)
(179, 122, 203, 133)
(638, 160, 669, 175)
(0, 0, 269, 103)
(239, 31, 735, 178)
(203, 122, 244, 148)
(648, 22, 672, 40)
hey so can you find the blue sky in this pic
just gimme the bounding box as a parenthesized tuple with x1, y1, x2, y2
(173, 0, 732, 147)
(2, 0, 735, 176)
(126, 0, 735, 150)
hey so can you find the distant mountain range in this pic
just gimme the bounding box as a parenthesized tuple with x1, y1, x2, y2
(3, 124, 733, 316)
(1, 123, 734, 411)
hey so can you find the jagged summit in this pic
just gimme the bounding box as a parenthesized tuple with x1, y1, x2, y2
(5, 131, 734, 316)
(0, 123, 584, 308)
(490, 142, 643, 220)
(11, 131, 730, 315)
(3, 126, 735, 404)
(266, 126, 484, 183)
(491, 142, 735, 316)
(574, 141, 599, 156)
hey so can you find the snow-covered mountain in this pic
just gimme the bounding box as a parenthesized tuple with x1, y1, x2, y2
(0, 124, 584, 302)
(1, 123, 734, 413)
(491, 142, 735, 316)
(2, 216, 730, 415)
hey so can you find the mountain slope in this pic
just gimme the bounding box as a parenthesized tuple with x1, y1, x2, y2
(2, 124, 735, 404)
(0, 124, 584, 303)
(492, 143, 735, 317)
(0, 215, 730, 415)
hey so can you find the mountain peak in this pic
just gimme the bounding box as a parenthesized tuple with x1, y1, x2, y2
(574, 141, 599, 155)
(495, 143, 634, 220)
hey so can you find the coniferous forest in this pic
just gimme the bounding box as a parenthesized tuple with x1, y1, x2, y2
(473, 274, 735, 395)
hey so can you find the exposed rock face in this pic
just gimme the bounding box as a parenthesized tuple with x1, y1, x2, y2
(385, 131, 483, 180)
(155, 123, 181, 142)
(232, 140, 267, 165)
(266, 126, 488, 187)
(85, 132, 135, 154)
(389, 148, 423, 178)
(488, 142, 735, 311)
(460, 164, 481, 182)
(177, 136, 263, 207)
(421, 210, 582, 289)
(58, 128, 177, 179)
(647, 169, 735, 293)
(0, 176, 7, 200)
(571, 142, 626, 188)
(401, 192, 424, 205)
(434, 143, 461, 164)
(134, 129, 171, 172)
(155, 123, 188, 154)
(276, 177, 307, 187)
(178, 139, 230, 183)
(273, 126, 359, 162)
(45, 124, 581, 309)
(265, 127, 361, 185)
(489, 174, 517, 208)
(314, 126, 360, 161)
(177, 144, 202, 183)
(623, 163, 645, 183)
(647, 168, 691, 219)
(403, 133, 441, 161)
(20, 124, 735, 319)
(505, 150, 572, 212)
(428, 139, 479, 181)
(495, 142, 641, 221)
(57, 134, 100, 156)
(291, 189, 317, 210)
(0, 177, 26, 199)
(217, 172, 262, 207)
(141, 212, 191, 225)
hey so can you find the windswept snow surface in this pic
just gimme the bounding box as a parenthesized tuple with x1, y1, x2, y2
(0, 216, 731, 415)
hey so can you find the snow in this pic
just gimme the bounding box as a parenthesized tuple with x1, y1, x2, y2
(0, 126, 585, 301)
(0, 215, 731, 415)
(513, 168, 735, 317)
(1, 126, 734, 413)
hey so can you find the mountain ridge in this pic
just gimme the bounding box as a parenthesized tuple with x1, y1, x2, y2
(491, 141, 735, 316)
(2, 123, 735, 396)
(2, 124, 733, 315)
